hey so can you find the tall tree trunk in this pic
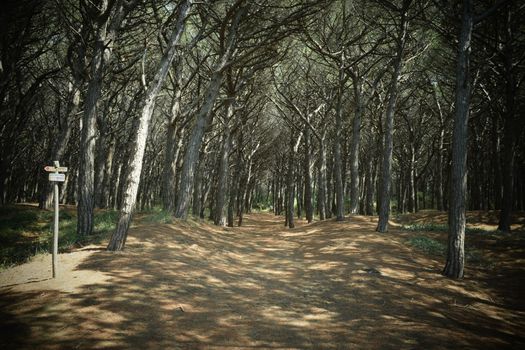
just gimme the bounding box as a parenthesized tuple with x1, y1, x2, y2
(77, 36, 105, 237)
(431, 79, 446, 211)
(100, 140, 115, 208)
(214, 116, 232, 226)
(162, 123, 184, 212)
(376, 8, 409, 232)
(94, 114, 109, 208)
(162, 62, 184, 212)
(174, 4, 245, 219)
(498, 4, 516, 233)
(39, 83, 79, 209)
(286, 132, 302, 228)
(77, 0, 129, 237)
(443, 0, 472, 279)
(317, 138, 327, 220)
(175, 71, 223, 218)
(303, 129, 314, 223)
(192, 147, 207, 217)
(108, 0, 192, 251)
(334, 75, 344, 221)
(349, 80, 363, 215)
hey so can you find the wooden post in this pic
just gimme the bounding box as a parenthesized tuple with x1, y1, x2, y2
(53, 160, 59, 278)
(44, 161, 67, 278)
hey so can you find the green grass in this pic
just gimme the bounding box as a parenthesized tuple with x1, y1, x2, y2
(0, 206, 119, 269)
(406, 235, 493, 268)
(142, 207, 173, 224)
(402, 223, 495, 235)
(406, 236, 446, 255)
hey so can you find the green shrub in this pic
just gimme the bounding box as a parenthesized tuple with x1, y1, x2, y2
(407, 236, 446, 256)
(402, 223, 494, 235)
(142, 208, 173, 224)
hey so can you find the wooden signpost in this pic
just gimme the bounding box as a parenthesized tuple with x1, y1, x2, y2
(44, 161, 67, 278)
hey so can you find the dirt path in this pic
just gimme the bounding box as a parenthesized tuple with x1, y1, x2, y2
(1, 213, 524, 349)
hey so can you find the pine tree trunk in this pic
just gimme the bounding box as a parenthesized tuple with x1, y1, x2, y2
(349, 81, 362, 215)
(175, 71, 223, 218)
(376, 10, 408, 232)
(77, 0, 131, 236)
(498, 4, 516, 233)
(334, 77, 344, 221)
(108, 0, 192, 251)
(317, 139, 327, 220)
(303, 129, 314, 223)
(77, 37, 104, 237)
(214, 120, 231, 226)
(162, 123, 184, 212)
(443, 0, 472, 279)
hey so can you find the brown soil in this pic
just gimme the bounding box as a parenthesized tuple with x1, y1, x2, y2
(1, 213, 524, 349)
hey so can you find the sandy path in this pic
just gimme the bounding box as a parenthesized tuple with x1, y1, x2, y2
(1, 213, 524, 349)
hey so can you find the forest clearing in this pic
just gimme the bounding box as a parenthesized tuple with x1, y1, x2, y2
(1, 208, 524, 349)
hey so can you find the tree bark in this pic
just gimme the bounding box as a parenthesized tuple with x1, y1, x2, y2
(214, 113, 232, 226)
(443, 0, 472, 279)
(334, 75, 344, 221)
(349, 80, 363, 214)
(175, 71, 223, 218)
(303, 129, 314, 223)
(39, 82, 79, 209)
(318, 138, 327, 220)
(77, 0, 129, 237)
(497, 3, 516, 233)
(175, 4, 246, 219)
(162, 61, 184, 212)
(108, 0, 192, 251)
(376, 7, 409, 232)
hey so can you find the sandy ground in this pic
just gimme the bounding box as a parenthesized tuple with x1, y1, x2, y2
(0, 212, 524, 349)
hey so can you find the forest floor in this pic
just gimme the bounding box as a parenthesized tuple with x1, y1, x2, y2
(1, 210, 524, 349)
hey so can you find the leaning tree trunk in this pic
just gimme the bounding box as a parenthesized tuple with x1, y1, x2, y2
(376, 9, 409, 233)
(174, 5, 245, 219)
(108, 0, 192, 251)
(443, 0, 472, 279)
(175, 71, 223, 218)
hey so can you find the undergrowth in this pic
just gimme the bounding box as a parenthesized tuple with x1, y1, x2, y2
(402, 223, 494, 234)
(406, 236, 493, 268)
(0, 206, 121, 269)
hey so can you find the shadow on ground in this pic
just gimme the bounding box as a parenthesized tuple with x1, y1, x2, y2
(1, 213, 524, 349)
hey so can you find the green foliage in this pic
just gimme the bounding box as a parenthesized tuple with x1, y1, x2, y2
(406, 235, 493, 268)
(402, 223, 494, 235)
(403, 223, 448, 232)
(407, 236, 446, 256)
(0, 207, 117, 269)
(142, 207, 173, 224)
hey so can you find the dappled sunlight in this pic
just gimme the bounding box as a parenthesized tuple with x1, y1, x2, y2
(1, 212, 524, 349)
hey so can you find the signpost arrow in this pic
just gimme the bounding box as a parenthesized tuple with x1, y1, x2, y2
(44, 166, 68, 172)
